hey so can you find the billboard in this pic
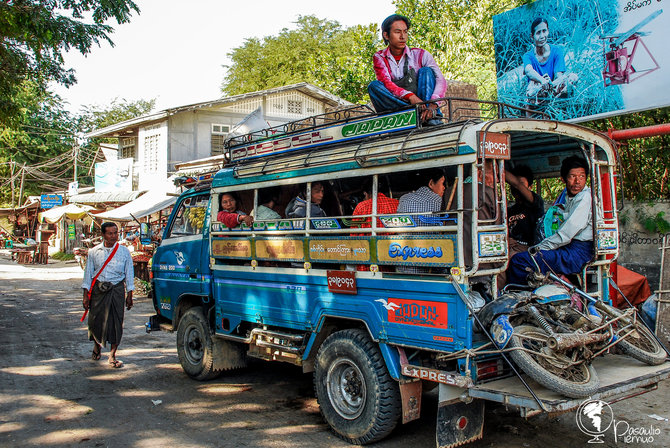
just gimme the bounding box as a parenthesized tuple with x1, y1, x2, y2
(493, 0, 668, 122)
(95, 158, 133, 192)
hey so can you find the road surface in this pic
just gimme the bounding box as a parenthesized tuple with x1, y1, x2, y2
(0, 253, 668, 447)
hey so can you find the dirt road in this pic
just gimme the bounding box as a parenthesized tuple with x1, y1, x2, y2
(0, 253, 668, 447)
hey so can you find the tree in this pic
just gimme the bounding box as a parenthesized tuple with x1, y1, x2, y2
(222, 15, 379, 104)
(0, 82, 77, 205)
(586, 107, 670, 200)
(0, 0, 140, 125)
(0, 91, 155, 205)
(78, 97, 155, 133)
(395, 0, 531, 101)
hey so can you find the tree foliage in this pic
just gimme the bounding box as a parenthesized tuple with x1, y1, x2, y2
(0, 88, 154, 206)
(78, 97, 155, 134)
(0, 0, 140, 125)
(221, 15, 378, 104)
(395, 0, 531, 101)
(0, 82, 76, 204)
(586, 107, 670, 200)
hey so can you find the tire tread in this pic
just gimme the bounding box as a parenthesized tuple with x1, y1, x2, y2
(313, 329, 401, 445)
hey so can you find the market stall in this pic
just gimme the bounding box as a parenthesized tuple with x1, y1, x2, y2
(93, 181, 178, 280)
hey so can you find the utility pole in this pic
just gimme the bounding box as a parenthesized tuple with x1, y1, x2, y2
(73, 143, 78, 183)
(18, 164, 25, 207)
(10, 159, 15, 208)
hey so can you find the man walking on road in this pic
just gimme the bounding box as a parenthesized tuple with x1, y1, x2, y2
(82, 222, 134, 368)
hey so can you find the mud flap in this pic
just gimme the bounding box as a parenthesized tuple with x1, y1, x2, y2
(436, 399, 484, 448)
(212, 338, 248, 371)
(399, 380, 422, 423)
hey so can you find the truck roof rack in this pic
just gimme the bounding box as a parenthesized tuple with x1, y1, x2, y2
(224, 98, 546, 166)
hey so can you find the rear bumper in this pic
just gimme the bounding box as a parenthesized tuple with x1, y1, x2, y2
(464, 354, 670, 416)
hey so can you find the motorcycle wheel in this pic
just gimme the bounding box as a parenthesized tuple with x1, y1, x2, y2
(508, 325, 600, 398)
(598, 303, 667, 365)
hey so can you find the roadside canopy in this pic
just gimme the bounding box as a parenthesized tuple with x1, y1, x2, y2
(0, 200, 40, 217)
(39, 203, 95, 223)
(94, 181, 178, 222)
(68, 190, 143, 205)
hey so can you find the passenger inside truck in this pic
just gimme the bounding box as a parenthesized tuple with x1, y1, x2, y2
(351, 177, 399, 232)
(397, 167, 446, 226)
(285, 182, 327, 219)
(496, 164, 544, 286)
(217, 192, 254, 228)
(450, 159, 501, 268)
(252, 187, 282, 220)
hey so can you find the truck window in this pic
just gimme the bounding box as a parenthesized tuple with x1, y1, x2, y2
(167, 194, 209, 238)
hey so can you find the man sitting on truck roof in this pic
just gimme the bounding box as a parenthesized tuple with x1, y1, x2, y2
(507, 156, 593, 285)
(368, 14, 447, 126)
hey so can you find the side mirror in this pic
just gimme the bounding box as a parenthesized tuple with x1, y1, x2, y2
(140, 223, 151, 245)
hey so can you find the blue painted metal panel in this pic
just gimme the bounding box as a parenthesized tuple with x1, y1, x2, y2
(212, 269, 473, 354)
(152, 193, 212, 319)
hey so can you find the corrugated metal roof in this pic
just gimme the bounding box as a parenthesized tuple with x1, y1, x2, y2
(69, 190, 145, 204)
(85, 82, 353, 139)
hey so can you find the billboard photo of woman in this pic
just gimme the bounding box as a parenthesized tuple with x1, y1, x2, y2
(523, 18, 578, 100)
(493, 0, 625, 121)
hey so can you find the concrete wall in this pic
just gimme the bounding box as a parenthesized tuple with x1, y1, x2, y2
(617, 200, 670, 291)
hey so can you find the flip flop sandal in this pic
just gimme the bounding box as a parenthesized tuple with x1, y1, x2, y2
(109, 359, 124, 368)
(92, 348, 101, 360)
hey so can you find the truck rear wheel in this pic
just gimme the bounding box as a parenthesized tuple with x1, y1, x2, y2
(313, 329, 401, 444)
(176, 307, 219, 380)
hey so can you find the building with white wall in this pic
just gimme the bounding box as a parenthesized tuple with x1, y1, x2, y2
(85, 83, 352, 191)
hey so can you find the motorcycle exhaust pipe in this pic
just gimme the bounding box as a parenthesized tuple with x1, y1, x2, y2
(548, 332, 610, 351)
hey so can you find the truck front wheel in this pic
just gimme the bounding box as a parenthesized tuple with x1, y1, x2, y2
(176, 307, 219, 380)
(314, 329, 401, 444)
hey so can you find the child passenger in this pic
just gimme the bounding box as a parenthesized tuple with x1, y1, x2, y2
(252, 188, 281, 220)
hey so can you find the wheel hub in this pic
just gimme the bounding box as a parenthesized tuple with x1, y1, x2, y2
(185, 326, 204, 363)
(327, 359, 366, 420)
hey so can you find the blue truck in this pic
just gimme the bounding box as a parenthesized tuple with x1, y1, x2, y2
(147, 103, 670, 446)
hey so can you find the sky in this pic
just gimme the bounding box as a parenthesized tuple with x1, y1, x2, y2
(51, 0, 396, 114)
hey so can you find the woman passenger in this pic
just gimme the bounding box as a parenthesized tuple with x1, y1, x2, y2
(217, 192, 254, 228)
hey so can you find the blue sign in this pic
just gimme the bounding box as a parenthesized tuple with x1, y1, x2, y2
(41, 194, 63, 209)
